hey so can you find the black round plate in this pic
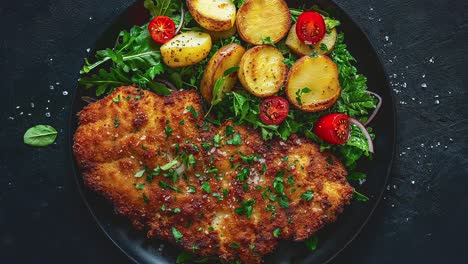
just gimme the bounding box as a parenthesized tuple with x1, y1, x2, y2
(69, 0, 396, 263)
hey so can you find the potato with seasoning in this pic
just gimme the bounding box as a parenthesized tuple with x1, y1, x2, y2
(285, 23, 338, 56)
(160, 31, 212, 68)
(286, 55, 341, 112)
(200, 43, 246, 103)
(186, 0, 236, 31)
(238, 45, 287, 97)
(236, 0, 291, 44)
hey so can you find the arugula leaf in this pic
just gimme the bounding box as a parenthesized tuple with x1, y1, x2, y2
(144, 0, 181, 17)
(348, 172, 367, 181)
(301, 190, 314, 201)
(295, 87, 312, 106)
(176, 251, 193, 264)
(305, 235, 318, 251)
(325, 17, 341, 33)
(79, 24, 169, 96)
(229, 0, 246, 8)
(172, 226, 183, 242)
(23, 125, 58, 147)
(262, 37, 276, 47)
(234, 199, 255, 219)
(353, 190, 369, 202)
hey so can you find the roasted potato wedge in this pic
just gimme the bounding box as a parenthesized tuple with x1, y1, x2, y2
(286, 55, 341, 112)
(236, 0, 291, 45)
(200, 43, 246, 103)
(206, 26, 237, 41)
(186, 0, 236, 31)
(160, 31, 212, 68)
(238, 45, 287, 97)
(285, 23, 338, 56)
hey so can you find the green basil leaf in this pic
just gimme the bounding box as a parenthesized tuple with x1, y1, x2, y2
(23, 125, 58, 147)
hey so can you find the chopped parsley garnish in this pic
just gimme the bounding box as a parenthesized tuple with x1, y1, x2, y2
(236, 167, 250, 181)
(229, 242, 240, 249)
(278, 195, 289, 208)
(113, 115, 119, 128)
(212, 192, 223, 201)
(161, 204, 166, 211)
(201, 143, 211, 150)
(234, 199, 255, 219)
(227, 133, 242, 145)
(188, 154, 197, 166)
(158, 181, 182, 193)
(186, 106, 199, 118)
(179, 119, 185, 125)
(136, 183, 145, 190)
(160, 159, 179, 170)
(205, 167, 218, 174)
(173, 208, 181, 214)
(225, 125, 235, 136)
(134, 169, 145, 178)
(287, 175, 295, 185)
(172, 227, 183, 242)
(165, 125, 172, 139)
(273, 228, 281, 238)
(142, 193, 150, 203)
(213, 134, 222, 146)
(266, 204, 277, 220)
(326, 156, 334, 164)
(112, 95, 121, 102)
(301, 190, 314, 201)
(201, 181, 210, 194)
(188, 185, 196, 193)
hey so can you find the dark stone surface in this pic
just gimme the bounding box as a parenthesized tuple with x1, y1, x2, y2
(0, 0, 467, 263)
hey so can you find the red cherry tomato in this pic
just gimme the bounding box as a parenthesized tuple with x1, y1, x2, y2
(296, 11, 326, 45)
(259, 97, 290, 125)
(148, 16, 176, 44)
(314, 113, 350, 145)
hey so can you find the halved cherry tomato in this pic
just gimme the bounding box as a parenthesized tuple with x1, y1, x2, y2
(296, 11, 326, 45)
(148, 16, 176, 44)
(314, 113, 350, 144)
(259, 97, 290, 125)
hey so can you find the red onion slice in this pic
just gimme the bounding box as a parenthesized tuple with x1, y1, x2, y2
(175, 6, 185, 35)
(154, 78, 177, 90)
(349, 117, 374, 153)
(364, 91, 382, 126)
(81, 96, 98, 103)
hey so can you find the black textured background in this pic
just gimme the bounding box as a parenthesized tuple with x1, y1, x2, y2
(1, 0, 467, 263)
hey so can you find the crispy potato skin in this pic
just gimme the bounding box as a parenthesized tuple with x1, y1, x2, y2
(160, 31, 212, 67)
(285, 24, 338, 56)
(238, 45, 287, 97)
(206, 26, 237, 41)
(187, 0, 236, 31)
(286, 55, 341, 112)
(200, 43, 246, 102)
(236, 0, 291, 44)
(73, 86, 353, 263)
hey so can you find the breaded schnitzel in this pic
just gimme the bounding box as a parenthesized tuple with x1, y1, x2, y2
(73, 86, 353, 263)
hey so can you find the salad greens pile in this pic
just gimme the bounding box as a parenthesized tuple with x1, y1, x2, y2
(79, 1, 375, 192)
